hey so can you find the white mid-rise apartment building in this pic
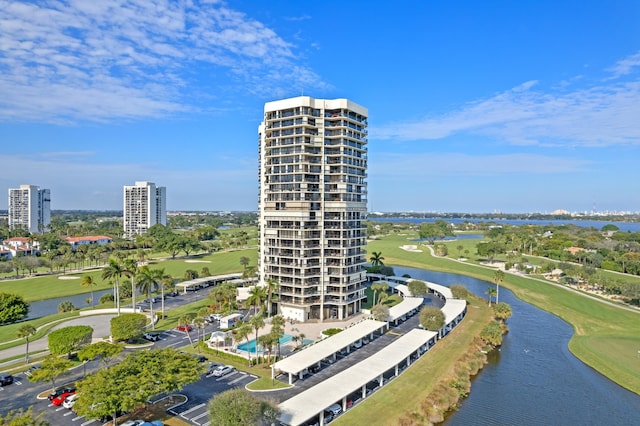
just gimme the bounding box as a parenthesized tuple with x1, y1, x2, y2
(8, 184, 51, 233)
(258, 96, 368, 322)
(123, 181, 166, 238)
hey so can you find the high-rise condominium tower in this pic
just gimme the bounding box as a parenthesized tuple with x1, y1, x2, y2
(8, 184, 51, 233)
(258, 96, 368, 322)
(123, 181, 166, 238)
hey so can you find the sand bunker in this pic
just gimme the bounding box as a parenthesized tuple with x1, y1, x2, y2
(400, 245, 422, 253)
(184, 260, 211, 263)
(58, 276, 80, 280)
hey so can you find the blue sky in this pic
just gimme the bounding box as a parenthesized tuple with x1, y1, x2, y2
(1, 0, 639, 213)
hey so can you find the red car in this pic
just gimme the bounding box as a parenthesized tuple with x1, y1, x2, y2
(52, 390, 75, 406)
(176, 325, 192, 332)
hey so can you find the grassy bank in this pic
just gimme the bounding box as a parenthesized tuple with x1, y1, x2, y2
(367, 234, 640, 395)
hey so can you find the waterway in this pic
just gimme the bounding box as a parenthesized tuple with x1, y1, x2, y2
(392, 266, 640, 425)
(26, 288, 115, 319)
(371, 217, 640, 233)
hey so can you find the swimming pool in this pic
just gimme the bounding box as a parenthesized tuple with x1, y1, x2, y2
(237, 334, 294, 353)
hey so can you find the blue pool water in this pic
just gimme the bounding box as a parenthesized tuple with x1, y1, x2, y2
(237, 333, 294, 353)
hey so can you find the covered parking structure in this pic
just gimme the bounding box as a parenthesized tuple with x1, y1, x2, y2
(272, 319, 388, 385)
(175, 273, 242, 294)
(440, 298, 467, 338)
(386, 296, 423, 325)
(278, 328, 438, 426)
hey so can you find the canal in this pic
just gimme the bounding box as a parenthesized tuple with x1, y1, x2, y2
(393, 266, 640, 425)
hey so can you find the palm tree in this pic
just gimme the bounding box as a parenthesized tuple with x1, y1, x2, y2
(486, 286, 497, 307)
(159, 272, 174, 319)
(17, 324, 36, 364)
(271, 315, 285, 358)
(246, 285, 267, 316)
(122, 259, 138, 311)
(193, 317, 206, 350)
(370, 251, 385, 267)
(265, 278, 280, 317)
(494, 269, 505, 304)
(233, 323, 253, 365)
(102, 258, 124, 315)
(179, 315, 195, 347)
(370, 281, 389, 306)
(249, 314, 265, 364)
(80, 274, 98, 307)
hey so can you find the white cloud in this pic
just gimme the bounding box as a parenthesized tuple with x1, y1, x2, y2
(373, 56, 640, 147)
(607, 50, 640, 79)
(0, 0, 327, 123)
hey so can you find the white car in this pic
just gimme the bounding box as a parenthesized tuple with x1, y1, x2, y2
(63, 393, 80, 409)
(212, 365, 235, 377)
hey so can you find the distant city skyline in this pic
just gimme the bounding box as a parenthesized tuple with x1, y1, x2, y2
(1, 1, 639, 213)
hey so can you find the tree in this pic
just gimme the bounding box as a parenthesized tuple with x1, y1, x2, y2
(419, 220, 453, 244)
(207, 388, 279, 426)
(270, 315, 286, 358)
(486, 286, 497, 306)
(0, 292, 29, 324)
(450, 284, 469, 299)
(179, 314, 196, 346)
(264, 278, 280, 317)
(494, 269, 505, 304)
(246, 285, 267, 315)
(57, 300, 76, 313)
(408, 280, 427, 296)
(240, 256, 250, 270)
(0, 407, 48, 425)
(100, 293, 115, 305)
(75, 348, 203, 425)
(122, 259, 139, 311)
(17, 324, 37, 364)
(249, 314, 265, 363)
(419, 306, 445, 331)
(102, 259, 124, 315)
(480, 320, 504, 347)
(371, 303, 389, 322)
(369, 251, 385, 272)
(78, 341, 124, 367)
(48, 325, 93, 358)
(370, 282, 389, 306)
(184, 269, 199, 280)
(456, 244, 464, 258)
(28, 354, 73, 391)
(493, 302, 513, 322)
(110, 313, 146, 342)
(232, 323, 253, 365)
(80, 275, 98, 307)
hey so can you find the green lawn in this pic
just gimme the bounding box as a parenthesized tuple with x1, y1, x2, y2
(0, 248, 257, 303)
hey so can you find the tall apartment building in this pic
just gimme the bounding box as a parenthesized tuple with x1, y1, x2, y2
(8, 184, 51, 233)
(123, 181, 166, 238)
(258, 96, 368, 322)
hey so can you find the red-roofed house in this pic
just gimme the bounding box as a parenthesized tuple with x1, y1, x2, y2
(65, 236, 113, 251)
(0, 237, 39, 259)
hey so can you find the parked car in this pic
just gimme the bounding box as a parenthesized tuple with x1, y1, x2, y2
(326, 403, 342, 416)
(120, 420, 145, 426)
(206, 362, 222, 375)
(212, 365, 235, 377)
(140, 421, 164, 426)
(143, 332, 160, 342)
(63, 393, 80, 409)
(0, 374, 14, 386)
(362, 336, 370, 345)
(167, 291, 179, 297)
(210, 313, 223, 321)
(52, 390, 76, 406)
(176, 324, 192, 332)
(352, 340, 362, 349)
(48, 386, 76, 401)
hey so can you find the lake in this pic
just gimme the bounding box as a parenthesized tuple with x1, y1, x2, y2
(392, 266, 640, 425)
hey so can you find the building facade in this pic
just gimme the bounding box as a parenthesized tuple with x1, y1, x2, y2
(258, 96, 368, 322)
(8, 184, 51, 233)
(123, 181, 167, 238)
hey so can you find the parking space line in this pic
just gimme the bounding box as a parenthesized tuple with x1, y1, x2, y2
(55, 406, 66, 412)
(63, 411, 75, 416)
(228, 375, 248, 385)
(71, 415, 85, 422)
(81, 419, 96, 426)
(179, 403, 206, 418)
(202, 422, 210, 426)
(192, 412, 209, 423)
